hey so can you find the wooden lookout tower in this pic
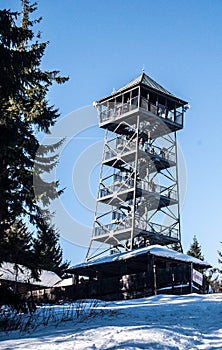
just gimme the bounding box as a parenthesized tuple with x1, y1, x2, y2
(85, 72, 189, 262)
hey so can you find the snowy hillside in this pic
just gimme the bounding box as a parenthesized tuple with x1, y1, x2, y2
(1, 293, 222, 349)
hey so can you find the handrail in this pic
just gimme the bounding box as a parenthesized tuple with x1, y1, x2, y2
(98, 96, 183, 126)
(104, 135, 175, 163)
(134, 217, 178, 239)
(99, 176, 177, 201)
(99, 96, 139, 123)
(140, 97, 183, 125)
(94, 216, 132, 237)
(94, 219, 178, 239)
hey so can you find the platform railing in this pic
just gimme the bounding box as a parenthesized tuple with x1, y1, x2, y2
(134, 218, 179, 239)
(140, 97, 183, 126)
(104, 136, 175, 163)
(99, 96, 139, 123)
(94, 217, 132, 237)
(94, 219, 178, 240)
(104, 137, 136, 161)
(139, 143, 175, 162)
(99, 177, 177, 201)
(98, 96, 183, 126)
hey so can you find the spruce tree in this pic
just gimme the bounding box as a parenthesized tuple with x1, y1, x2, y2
(0, 2, 69, 274)
(0, 220, 33, 265)
(187, 235, 204, 261)
(205, 245, 222, 293)
(0, 219, 40, 285)
(171, 242, 182, 252)
(33, 221, 69, 278)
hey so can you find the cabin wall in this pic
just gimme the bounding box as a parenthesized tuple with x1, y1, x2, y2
(0, 279, 46, 295)
(30, 259, 208, 304)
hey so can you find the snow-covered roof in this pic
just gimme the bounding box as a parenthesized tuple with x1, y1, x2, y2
(0, 262, 61, 287)
(54, 278, 73, 287)
(69, 245, 211, 272)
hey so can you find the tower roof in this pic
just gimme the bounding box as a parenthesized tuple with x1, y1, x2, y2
(97, 72, 188, 105)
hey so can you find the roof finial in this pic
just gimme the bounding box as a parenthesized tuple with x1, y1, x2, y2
(142, 65, 145, 73)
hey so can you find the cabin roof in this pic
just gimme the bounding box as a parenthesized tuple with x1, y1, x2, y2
(96, 72, 188, 105)
(0, 262, 61, 287)
(68, 245, 211, 277)
(54, 277, 73, 287)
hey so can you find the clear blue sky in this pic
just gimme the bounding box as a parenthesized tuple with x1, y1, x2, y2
(2, 0, 222, 268)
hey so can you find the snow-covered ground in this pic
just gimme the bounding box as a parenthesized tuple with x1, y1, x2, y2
(1, 293, 222, 349)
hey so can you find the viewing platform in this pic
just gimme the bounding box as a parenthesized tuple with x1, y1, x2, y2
(103, 137, 176, 173)
(97, 96, 184, 138)
(93, 220, 179, 246)
(98, 177, 177, 211)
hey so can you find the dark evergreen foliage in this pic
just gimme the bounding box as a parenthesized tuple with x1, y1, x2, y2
(187, 235, 204, 261)
(0, 220, 33, 264)
(0, 1, 69, 276)
(33, 221, 69, 278)
(171, 242, 182, 252)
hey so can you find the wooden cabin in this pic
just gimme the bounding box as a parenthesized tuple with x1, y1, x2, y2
(0, 262, 61, 295)
(68, 245, 211, 301)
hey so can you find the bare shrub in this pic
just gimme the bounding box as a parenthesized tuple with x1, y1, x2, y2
(0, 299, 99, 334)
